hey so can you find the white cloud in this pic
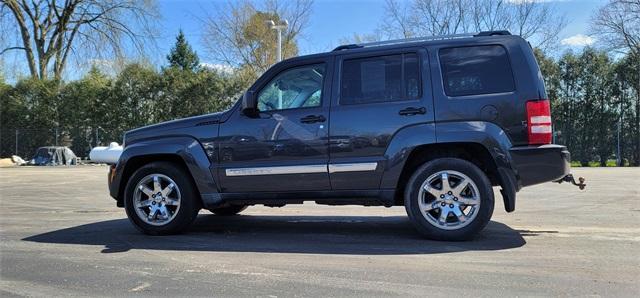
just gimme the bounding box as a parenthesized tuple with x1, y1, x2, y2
(561, 34, 596, 47)
(200, 62, 234, 74)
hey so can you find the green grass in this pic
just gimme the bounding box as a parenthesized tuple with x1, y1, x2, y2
(570, 160, 625, 167)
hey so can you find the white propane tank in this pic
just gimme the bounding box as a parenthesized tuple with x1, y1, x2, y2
(89, 142, 123, 164)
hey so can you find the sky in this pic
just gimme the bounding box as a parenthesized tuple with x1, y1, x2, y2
(157, 0, 607, 65)
(1, 0, 609, 80)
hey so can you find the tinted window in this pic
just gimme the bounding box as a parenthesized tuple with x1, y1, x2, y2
(341, 53, 420, 105)
(258, 64, 325, 111)
(439, 45, 515, 97)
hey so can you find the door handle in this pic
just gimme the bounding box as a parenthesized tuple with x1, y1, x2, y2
(399, 107, 426, 116)
(300, 115, 326, 123)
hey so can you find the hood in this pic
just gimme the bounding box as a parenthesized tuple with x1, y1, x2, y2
(124, 110, 228, 146)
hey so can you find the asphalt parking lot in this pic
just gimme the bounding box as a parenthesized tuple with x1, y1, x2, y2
(0, 166, 638, 297)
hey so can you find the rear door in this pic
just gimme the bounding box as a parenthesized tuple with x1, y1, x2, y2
(329, 47, 434, 190)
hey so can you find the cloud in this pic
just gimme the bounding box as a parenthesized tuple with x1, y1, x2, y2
(200, 62, 234, 74)
(561, 34, 596, 47)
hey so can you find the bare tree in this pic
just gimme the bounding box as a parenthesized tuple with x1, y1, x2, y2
(380, 0, 566, 51)
(201, 0, 313, 79)
(591, 0, 640, 54)
(0, 0, 158, 80)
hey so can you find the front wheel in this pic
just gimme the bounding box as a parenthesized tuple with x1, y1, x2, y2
(124, 162, 200, 235)
(404, 158, 494, 241)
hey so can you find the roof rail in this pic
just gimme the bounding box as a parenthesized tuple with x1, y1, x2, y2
(332, 30, 511, 52)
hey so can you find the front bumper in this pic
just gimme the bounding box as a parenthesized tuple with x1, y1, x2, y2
(510, 144, 571, 187)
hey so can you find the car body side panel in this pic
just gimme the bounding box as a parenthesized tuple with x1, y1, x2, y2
(379, 123, 437, 189)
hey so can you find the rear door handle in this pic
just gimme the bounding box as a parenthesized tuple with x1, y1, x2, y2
(399, 107, 426, 116)
(300, 115, 326, 123)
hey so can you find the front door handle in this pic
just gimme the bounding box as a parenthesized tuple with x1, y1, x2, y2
(300, 114, 326, 123)
(399, 107, 426, 116)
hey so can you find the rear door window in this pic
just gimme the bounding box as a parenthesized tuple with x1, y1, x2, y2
(341, 53, 420, 105)
(439, 45, 515, 97)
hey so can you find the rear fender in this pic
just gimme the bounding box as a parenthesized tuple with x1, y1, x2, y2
(381, 121, 520, 212)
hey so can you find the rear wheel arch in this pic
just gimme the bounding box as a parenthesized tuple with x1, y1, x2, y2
(394, 142, 500, 206)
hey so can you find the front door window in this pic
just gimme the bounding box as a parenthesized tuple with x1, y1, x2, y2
(257, 64, 325, 111)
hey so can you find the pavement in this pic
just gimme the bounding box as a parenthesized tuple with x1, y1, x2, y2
(0, 166, 638, 297)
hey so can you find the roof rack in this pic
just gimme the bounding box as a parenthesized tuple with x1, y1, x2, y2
(332, 30, 511, 52)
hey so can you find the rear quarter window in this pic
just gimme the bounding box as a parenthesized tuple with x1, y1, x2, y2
(439, 45, 515, 97)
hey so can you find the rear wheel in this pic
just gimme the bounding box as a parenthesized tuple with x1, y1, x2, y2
(208, 205, 248, 216)
(124, 162, 200, 235)
(404, 158, 494, 241)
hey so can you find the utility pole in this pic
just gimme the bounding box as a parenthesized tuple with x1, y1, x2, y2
(15, 129, 18, 156)
(267, 19, 288, 109)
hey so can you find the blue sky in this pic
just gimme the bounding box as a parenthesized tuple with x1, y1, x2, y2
(158, 0, 607, 66)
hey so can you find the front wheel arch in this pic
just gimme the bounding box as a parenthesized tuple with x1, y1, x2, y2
(118, 154, 201, 208)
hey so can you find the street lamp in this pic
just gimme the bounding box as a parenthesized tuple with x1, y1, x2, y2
(266, 19, 288, 62)
(266, 19, 288, 109)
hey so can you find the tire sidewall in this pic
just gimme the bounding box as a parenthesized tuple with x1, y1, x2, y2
(404, 158, 494, 241)
(124, 162, 199, 235)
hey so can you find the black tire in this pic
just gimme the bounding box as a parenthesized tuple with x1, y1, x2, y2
(124, 161, 200, 235)
(208, 205, 248, 216)
(404, 158, 494, 241)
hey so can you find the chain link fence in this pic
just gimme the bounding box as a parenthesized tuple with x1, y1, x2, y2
(0, 127, 109, 160)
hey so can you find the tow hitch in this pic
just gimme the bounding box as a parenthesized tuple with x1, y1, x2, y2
(556, 174, 586, 190)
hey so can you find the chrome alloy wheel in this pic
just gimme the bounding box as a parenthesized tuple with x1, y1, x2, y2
(418, 170, 481, 230)
(133, 174, 181, 226)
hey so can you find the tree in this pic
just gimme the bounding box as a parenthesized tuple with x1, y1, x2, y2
(166, 30, 199, 71)
(379, 0, 566, 51)
(0, 0, 158, 80)
(592, 0, 640, 166)
(202, 0, 313, 80)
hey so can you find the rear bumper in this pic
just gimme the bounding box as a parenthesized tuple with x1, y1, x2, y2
(510, 144, 571, 187)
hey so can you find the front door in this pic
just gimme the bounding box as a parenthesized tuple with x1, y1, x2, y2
(217, 59, 332, 193)
(329, 48, 434, 190)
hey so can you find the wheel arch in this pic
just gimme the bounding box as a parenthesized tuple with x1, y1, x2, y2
(112, 136, 219, 208)
(381, 121, 519, 212)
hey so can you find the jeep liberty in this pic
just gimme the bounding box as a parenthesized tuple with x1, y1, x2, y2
(106, 31, 584, 240)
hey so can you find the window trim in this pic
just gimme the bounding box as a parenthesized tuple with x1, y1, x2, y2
(338, 51, 423, 106)
(256, 62, 328, 113)
(438, 44, 516, 98)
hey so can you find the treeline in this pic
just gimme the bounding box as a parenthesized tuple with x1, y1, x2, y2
(0, 66, 248, 159)
(536, 49, 639, 166)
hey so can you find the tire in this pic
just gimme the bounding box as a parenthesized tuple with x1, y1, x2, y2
(404, 158, 494, 241)
(208, 205, 248, 216)
(124, 161, 200, 235)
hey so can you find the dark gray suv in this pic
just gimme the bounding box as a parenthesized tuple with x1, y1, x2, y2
(106, 31, 579, 240)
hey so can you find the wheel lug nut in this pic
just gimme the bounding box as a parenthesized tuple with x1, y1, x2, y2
(449, 204, 454, 208)
(441, 202, 446, 206)
(152, 201, 156, 205)
(448, 191, 452, 195)
(453, 197, 458, 201)
(440, 194, 445, 198)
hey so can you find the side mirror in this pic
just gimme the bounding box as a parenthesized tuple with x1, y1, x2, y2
(241, 90, 258, 117)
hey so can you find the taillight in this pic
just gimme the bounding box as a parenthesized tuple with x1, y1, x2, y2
(526, 99, 552, 145)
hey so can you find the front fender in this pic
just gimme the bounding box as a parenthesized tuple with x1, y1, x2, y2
(110, 136, 219, 207)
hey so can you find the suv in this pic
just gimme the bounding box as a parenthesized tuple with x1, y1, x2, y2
(107, 31, 578, 240)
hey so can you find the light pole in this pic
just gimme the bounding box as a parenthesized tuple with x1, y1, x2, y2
(266, 19, 288, 109)
(266, 19, 288, 62)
